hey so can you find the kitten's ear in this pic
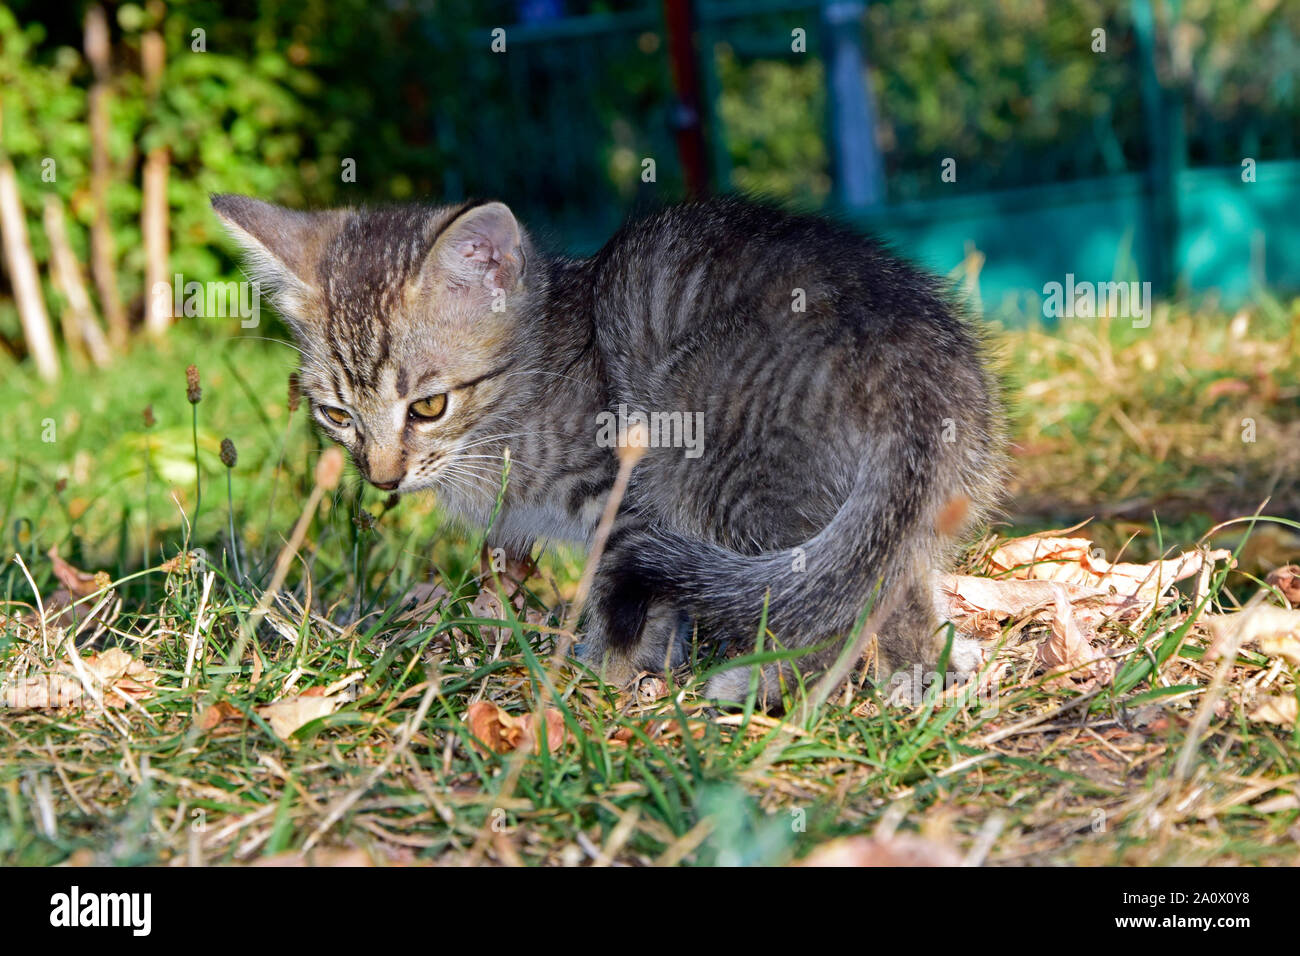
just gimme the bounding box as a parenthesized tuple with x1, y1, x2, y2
(211, 194, 344, 317)
(426, 201, 525, 295)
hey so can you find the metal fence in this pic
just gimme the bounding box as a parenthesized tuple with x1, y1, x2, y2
(441, 0, 1300, 313)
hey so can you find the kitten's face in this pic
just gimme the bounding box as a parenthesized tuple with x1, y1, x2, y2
(213, 196, 527, 496)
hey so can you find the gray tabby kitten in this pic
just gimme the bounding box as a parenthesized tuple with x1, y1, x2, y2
(213, 194, 1003, 705)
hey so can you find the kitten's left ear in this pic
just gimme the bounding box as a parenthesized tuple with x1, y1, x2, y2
(211, 194, 346, 320)
(427, 201, 525, 295)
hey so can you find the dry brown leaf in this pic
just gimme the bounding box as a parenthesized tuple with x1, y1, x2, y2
(798, 834, 961, 867)
(1265, 566, 1300, 607)
(48, 547, 111, 598)
(1250, 695, 1298, 726)
(84, 648, 158, 705)
(467, 588, 508, 642)
(196, 700, 248, 734)
(1039, 584, 1112, 685)
(984, 534, 1231, 608)
(2, 647, 156, 711)
(941, 573, 1108, 620)
(656, 718, 706, 741)
(400, 581, 450, 614)
(257, 693, 342, 739)
(2, 673, 86, 710)
(159, 551, 202, 574)
(1203, 605, 1300, 663)
(83, 647, 153, 684)
(250, 847, 376, 867)
(944, 537, 1232, 671)
(465, 700, 568, 755)
(635, 675, 668, 704)
(478, 544, 538, 592)
(1259, 632, 1300, 667)
(42, 550, 117, 637)
(608, 726, 638, 746)
(941, 573, 1129, 646)
(956, 609, 1006, 641)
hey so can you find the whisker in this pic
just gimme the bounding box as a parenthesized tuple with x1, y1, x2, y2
(456, 430, 571, 452)
(229, 335, 305, 357)
(453, 454, 543, 475)
(431, 469, 486, 501)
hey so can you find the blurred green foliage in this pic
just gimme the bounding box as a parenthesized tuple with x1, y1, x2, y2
(715, 43, 829, 205)
(0, 0, 1295, 349)
(864, 0, 1147, 199)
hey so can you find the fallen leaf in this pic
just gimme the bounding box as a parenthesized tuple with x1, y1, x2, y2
(656, 718, 706, 741)
(1266, 566, 1300, 607)
(467, 588, 508, 642)
(609, 726, 638, 745)
(1, 648, 156, 711)
(985, 534, 1231, 609)
(48, 547, 111, 598)
(1259, 633, 1300, 667)
(947, 536, 1233, 663)
(41, 550, 117, 638)
(400, 581, 450, 616)
(635, 675, 668, 704)
(465, 700, 568, 755)
(1038, 584, 1113, 685)
(799, 834, 961, 867)
(956, 609, 1006, 641)
(1250, 695, 1298, 726)
(251, 847, 376, 867)
(941, 573, 1108, 620)
(83, 647, 154, 685)
(2, 673, 86, 710)
(196, 700, 248, 734)
(160, 551, 202, 574)
(1203, 605, 1300, 663)
(257, 693, 342, 739)
(478, 544, 537, 593)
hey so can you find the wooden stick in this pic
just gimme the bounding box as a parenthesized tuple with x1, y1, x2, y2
(142, 7, 170, 336)
(43, 194, 112, 367)
(0, 152, 58, 381)
(85, 5, 127, 347)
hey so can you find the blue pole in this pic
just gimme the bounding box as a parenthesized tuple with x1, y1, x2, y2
(823, 0, 885, 209)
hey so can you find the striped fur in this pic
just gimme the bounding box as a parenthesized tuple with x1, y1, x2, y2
(213, 193, 1005, 706)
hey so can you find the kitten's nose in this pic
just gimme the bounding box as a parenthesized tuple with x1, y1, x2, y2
(369, 476, 401, 491)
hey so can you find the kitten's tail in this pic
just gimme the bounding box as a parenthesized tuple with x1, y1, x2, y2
(617, 424, 959, 678)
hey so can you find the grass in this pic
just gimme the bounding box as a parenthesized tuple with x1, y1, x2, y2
(0, 298, 1298, 867)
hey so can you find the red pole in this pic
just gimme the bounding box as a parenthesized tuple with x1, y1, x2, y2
(663, 0, 709, 198)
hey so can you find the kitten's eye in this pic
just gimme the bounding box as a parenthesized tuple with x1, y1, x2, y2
(321, 406, 352, 427)
(409, 394, 448, 421)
